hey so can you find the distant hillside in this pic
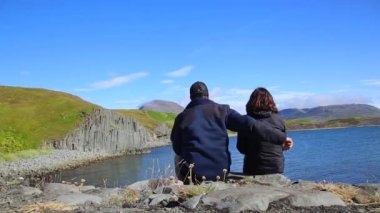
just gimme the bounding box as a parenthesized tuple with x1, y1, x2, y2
(285, 116, 380, 130)
(280, 104, 380, 121)
(139, 100, 184, 114)
(0, 86, 99, 153)
(114, 109, 177, 131)
(0, 86, 178, 155)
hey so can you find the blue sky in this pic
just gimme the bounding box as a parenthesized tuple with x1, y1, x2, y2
(1, 0, 379, 113)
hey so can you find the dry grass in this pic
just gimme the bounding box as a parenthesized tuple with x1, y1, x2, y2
(110, 188, 140, 206)
(313, 183, 380, 205)
(313, 183, 359, 204)
(123, 188, 140, 204)
(21, 201, 74, 212)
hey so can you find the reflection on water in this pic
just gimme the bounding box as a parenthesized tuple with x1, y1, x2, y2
(58, 126, 380, 186)
(57, 147, 175, 187)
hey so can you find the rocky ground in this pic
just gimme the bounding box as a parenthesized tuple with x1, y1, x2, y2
(1, 173, 380, 212)
(1, 150, 379, 212)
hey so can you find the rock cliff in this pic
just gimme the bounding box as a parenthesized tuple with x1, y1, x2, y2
(45, 109, 171, 153)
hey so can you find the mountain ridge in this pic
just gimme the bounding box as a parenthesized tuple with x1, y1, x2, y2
(280, 104, 380, 121)
(139, 99, 184, 114)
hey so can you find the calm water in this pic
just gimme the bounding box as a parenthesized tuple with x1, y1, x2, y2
(58, 126, 380, 186)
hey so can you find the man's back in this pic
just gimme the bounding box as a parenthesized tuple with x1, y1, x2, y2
(171, 98, 231, 181)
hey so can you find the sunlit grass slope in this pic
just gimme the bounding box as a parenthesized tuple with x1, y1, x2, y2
(0, 86, 99, 153)
(115, 109, 177, 131)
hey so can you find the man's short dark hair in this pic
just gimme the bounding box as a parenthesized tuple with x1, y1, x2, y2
(190, 81, 209, 100)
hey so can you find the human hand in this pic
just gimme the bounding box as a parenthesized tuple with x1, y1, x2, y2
(282, 137, 294, 151)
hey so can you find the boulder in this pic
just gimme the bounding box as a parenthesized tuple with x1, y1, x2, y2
(202, 185, 289, 212)
(43, 183, 80, 197)
(56, 193, 102, 205)
(286, 190, 346, 207)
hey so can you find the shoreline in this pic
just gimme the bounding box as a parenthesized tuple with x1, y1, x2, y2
(0, 140, 171, 187)
(287, 124, 380, 132)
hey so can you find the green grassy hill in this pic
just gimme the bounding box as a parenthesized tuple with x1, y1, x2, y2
(114, 109, 177, 131)
(0, 86, 178, 156)
(0, 86, 99, 153)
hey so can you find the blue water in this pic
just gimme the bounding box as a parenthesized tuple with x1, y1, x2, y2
(59, 126, 380, 186)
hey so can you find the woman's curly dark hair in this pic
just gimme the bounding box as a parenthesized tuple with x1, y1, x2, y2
(246, 87, 278, 116)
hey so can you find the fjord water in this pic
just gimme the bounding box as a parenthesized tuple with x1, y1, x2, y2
(58, 126, 380, 186)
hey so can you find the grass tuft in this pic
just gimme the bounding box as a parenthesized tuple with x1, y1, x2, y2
(110, 188, 140, 207)
(313, 183, 380, 205)
(21, 201, 74, 212)
(179, 185, 215, 199)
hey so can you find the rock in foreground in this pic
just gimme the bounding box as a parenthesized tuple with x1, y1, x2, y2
(1, 174, 379, 212)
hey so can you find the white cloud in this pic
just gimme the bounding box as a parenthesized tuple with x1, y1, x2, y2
(74, 72, 148, 92)
(75, 72, 148, 91)
(171, 84, 378, 114)
(209, 87, 250, 113)
(91, 72, 148, 89)
(166, 66, 193, 77)
(161, 79, 174, 84)
(362, 79, 380, 87)
(206, 87, 374, 113)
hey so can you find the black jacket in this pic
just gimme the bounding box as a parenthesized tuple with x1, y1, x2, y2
(237, 111, 286, 175)
(171, 99, 286, 181)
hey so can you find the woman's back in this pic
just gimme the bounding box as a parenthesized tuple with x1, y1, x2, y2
(236, 87, 288, 175)
(237, 111, 286, 175)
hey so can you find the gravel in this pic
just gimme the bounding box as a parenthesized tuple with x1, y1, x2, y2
(0, 150, 114, 182)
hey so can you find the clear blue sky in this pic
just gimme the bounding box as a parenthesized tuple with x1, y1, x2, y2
(1, 0, 379, 113)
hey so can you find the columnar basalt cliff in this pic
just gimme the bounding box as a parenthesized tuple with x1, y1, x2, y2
(45, 109, 171, 153)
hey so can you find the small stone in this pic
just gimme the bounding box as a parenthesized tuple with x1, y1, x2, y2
(181, 193, 204, 209)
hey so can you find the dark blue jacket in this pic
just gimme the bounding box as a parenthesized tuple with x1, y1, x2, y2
(237, 111, 286, 175)
(171, 99, 286, 181)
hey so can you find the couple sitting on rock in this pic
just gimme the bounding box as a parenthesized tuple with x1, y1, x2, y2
(171, 81, 293, 184)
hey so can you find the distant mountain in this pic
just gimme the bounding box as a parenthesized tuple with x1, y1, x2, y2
(280, 104, 380, 121)
(139, 100, 184, 114)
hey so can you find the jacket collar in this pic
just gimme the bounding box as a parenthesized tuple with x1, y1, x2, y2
(185, 98, 214, 109)
(251, 111, 272, 118)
